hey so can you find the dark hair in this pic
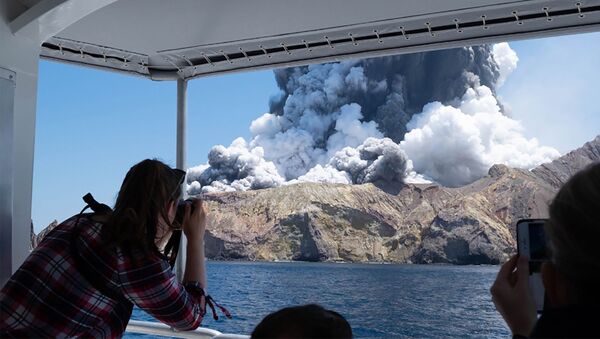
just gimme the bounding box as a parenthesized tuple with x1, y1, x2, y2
(546, 162, 600, 302)
(103, 159, 184, 254)
(251, 304, 352, 338)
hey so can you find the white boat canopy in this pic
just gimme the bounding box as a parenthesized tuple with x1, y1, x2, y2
(12, 0, 600, 80)
(2, 0, 600, 299)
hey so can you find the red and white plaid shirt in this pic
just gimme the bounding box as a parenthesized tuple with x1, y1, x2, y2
(0, 214, 206, 338)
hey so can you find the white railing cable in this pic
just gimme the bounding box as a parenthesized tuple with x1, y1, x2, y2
(126, 320, 220, 339)
(126, 320, 250, 339)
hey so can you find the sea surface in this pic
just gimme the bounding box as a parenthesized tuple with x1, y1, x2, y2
(127, 261, 510, 338)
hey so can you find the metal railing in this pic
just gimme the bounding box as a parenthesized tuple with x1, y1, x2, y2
(126, 320, 249, 339)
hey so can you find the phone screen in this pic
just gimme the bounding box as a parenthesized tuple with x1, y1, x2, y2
(517, 219, 548, 313)
(528, 222, 548, 262)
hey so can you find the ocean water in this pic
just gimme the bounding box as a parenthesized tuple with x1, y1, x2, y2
(127, 261, 510, 338)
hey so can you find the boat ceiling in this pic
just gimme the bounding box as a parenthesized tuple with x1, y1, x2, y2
(34, 0, 600, 80)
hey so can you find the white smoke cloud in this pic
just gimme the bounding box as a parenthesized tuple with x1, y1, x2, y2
(400, 85, 560, 187)
(404, 160, 433, 184)
(492, 42, 518, 87)
(249, 101, 382, 180)
(325, 103, 383, 157)
(292, 137, 409, 186)
(187, 138, 284, 194)
(333, 138, 404, 184)
(293, 165, 352, 185)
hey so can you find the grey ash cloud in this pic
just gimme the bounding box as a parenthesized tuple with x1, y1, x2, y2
(188, 43, 559, 192)
(269, 46, 501, 142)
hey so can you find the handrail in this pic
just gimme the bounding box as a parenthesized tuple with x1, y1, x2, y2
(126, 320, 221, 339)
(126, 320, 250, 339)
(212, 334, 251, 339)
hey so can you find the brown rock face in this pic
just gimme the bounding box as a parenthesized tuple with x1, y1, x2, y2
(201, 166, 552, 264)
(31, 220, 58, 249)
(532, 136, 600, 188)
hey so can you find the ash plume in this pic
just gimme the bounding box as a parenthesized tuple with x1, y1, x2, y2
(187, 138, 284, 194)
(293, 137, 409, 185)
(187, 43, 559, 193)
(269, 45, 500, 143)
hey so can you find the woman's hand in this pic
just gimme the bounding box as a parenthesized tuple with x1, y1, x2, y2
(182, 199, 207, 241)
(491, 255, 537, 337)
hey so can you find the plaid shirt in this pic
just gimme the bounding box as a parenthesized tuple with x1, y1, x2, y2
(0, 214, 206, 338)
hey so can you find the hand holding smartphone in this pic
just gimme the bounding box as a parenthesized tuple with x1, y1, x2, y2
(516, 219, 549, 313)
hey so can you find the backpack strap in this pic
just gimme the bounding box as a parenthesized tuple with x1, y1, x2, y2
(70, 194, 130, 304)
(163, 229, 182, 269)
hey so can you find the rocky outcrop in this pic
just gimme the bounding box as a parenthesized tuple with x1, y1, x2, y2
(200, 164, 555, 264)
(31, 220, 58, 249)
(459, 164, 556, 238)
(532, 136, 600, 188)
(203, 183, 442, 262)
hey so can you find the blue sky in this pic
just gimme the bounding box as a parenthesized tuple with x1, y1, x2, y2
(497, 32, 600, 153)
(32, 32, 600, 231)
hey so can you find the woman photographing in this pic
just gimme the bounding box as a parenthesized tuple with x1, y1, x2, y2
(0, 159, 220, 337)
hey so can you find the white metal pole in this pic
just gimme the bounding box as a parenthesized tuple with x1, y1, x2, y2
(0, 68, 16, 287)
(176, 78, 187, 171)
(1, 3, 43, 288)
(175, 78, 187, 281)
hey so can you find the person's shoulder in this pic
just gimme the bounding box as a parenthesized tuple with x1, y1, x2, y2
(63, 213, 102, 226)
(35, 214, 83, 244)
(49, 213, 94, 230)
(37, 213, 105, 253)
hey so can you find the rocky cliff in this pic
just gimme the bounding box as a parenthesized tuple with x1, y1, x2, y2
(532, 136, 600, 188)
(200, 164, 557, 265)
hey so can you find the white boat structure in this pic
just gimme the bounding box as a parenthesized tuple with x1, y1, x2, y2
(2, 1, 600, 337)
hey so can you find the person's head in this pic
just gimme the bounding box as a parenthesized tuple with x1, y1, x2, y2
(542, 162, 600, 307)
(251, 304, 352, 339)
(104, 159, 185, 254)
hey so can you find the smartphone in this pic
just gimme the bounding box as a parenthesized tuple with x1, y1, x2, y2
(516, 219, 549, 313)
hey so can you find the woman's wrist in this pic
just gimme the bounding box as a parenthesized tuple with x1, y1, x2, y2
(183, 230, 204, 241)
(185, 234, 205, 249)
(189, 233, 205, 243)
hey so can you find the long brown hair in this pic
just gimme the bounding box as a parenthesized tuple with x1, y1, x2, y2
(103, 159, 184, 254)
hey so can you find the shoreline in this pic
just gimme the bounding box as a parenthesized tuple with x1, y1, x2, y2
(206, 258, 502, 267)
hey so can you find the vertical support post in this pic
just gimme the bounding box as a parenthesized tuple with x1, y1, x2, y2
(0, 68, 16, 287)
(176, 79, 187, 171)
(1, 2, 41, 288)
(175, 78, 187, 281)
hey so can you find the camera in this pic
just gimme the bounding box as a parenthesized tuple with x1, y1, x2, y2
(174, 199, 196, 226)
